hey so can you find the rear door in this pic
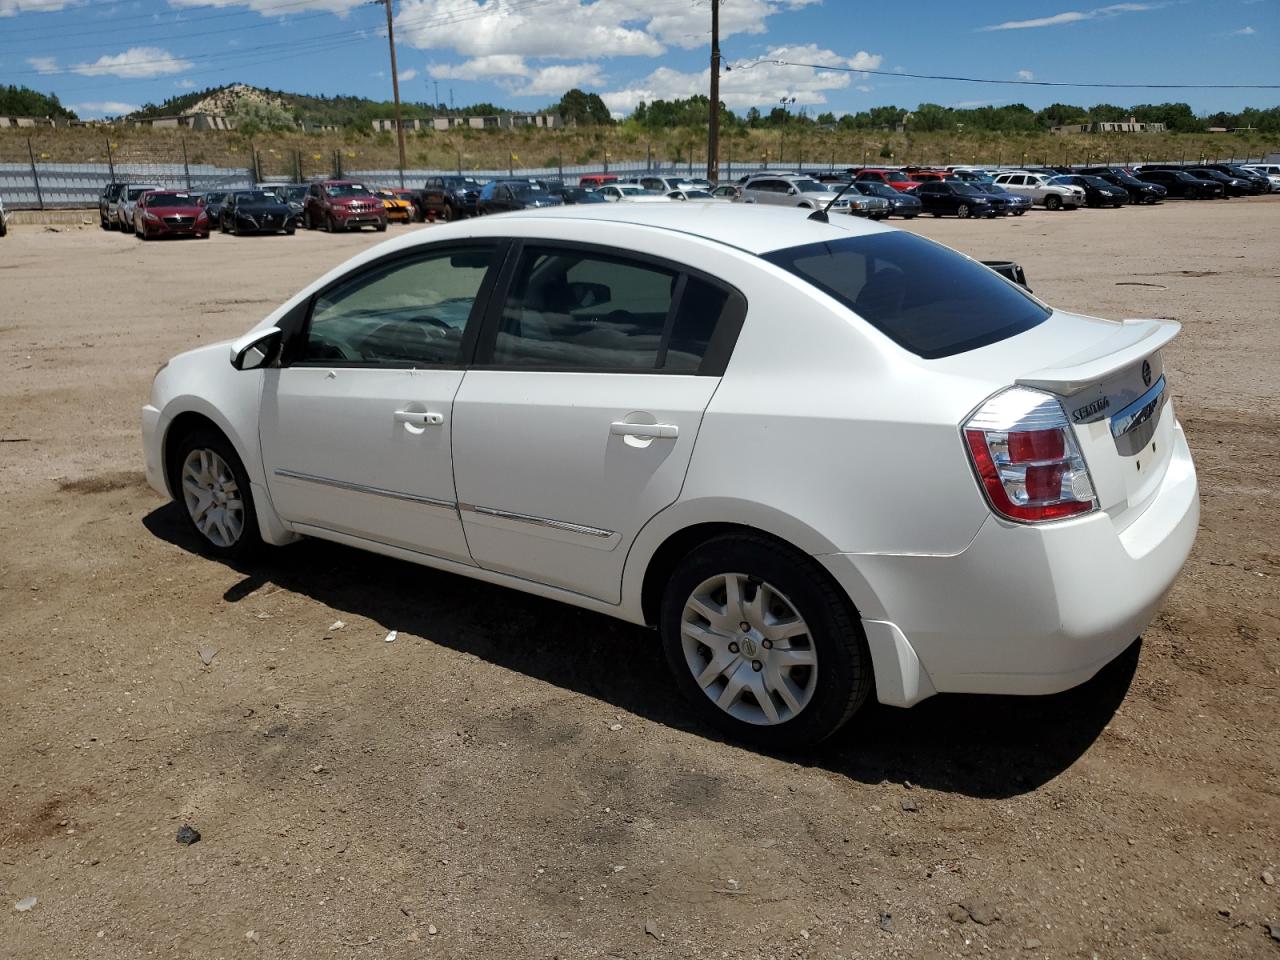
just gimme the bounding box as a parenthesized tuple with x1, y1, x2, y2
(451, 240, 746, 603)
(260, 242, 502, 563)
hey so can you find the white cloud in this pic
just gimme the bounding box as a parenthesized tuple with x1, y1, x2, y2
(73, 47, 194, 78)
(69, 101, 140, 117)
(1017, 69, 1035, 80)
(26, 55, 60, 74)
(980, 2, 1157, 30)
(427, 55, 604, 96)
(0, 0, 73, 15)
(428, 54, 530, 81)
(166, 0, 366, 14)
(175, 78, 196, 88)
(398, 67, 418, 81)
(1231, 25, 1256, 35)
(506, 63, 605, 97)
(601, 44, 882, 114)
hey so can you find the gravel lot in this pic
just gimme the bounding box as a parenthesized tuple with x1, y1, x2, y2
(2, 199, 1278, 959)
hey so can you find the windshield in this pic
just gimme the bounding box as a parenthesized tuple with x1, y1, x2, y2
(793, 179, 827, 193)
(510, 183, 543, 199)
(204, 192, 227, 203)
(683, 190, 713, 199)
(762, 233, 1050, 359)
(616, 185, 644, 194)
(283, 186, 307, 201)
(235, 191, 277, 204)
(125, 186, 155, 200)
(147, 193, 199, 207)
(1049, 176, 1076, 186)
(326, 183, 372, 197)
(951, 182, 981, 195)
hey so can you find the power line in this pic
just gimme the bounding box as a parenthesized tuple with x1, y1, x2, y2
(733, 58, 1280, 90)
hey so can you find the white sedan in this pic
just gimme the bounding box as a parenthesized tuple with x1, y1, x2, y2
(597, 184, 670, 203)
(142, 204, 1199, 747)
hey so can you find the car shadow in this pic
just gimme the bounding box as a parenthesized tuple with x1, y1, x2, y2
(143, 503, 1137, 800)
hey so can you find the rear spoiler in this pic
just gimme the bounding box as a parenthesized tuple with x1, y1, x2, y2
(1016, 318, 1180, 396)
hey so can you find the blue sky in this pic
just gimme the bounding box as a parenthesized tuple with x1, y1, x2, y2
(2, 0, 1275, 119)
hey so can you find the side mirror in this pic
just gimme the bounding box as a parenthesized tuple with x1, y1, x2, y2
(788, 187, 798, 195)
(229, 326, 283, 371)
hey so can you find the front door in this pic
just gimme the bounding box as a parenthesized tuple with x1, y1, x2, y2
(261, 243, 501, 563)
(451, 241, 745, 603)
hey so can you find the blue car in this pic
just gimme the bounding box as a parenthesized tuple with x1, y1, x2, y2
(972, 182, 1032, 216)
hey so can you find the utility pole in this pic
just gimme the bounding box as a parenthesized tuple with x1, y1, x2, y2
(381, 0, 408, 187)
(433, 80, 440, 111)
(706, 0, 720, 182)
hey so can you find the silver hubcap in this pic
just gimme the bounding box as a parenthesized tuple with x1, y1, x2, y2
(181, 449, 244, 548)
(680, 573, 817, 726)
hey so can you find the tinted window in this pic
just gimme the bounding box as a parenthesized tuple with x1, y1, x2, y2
(490, 247, 736, 373)
(762, 233, 1050, 359)
(298, 246, 497, 367)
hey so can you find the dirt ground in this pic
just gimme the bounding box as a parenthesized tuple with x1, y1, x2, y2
(1, 198, 1278, 960)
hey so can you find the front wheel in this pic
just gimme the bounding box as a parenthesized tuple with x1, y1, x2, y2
(173, 430, 262, 562)
(1013, 209, 1025, 216)
(956, 203, 971, 219)
(1044, 194, 1062, 211)
(376, 221, 387, 232)
(660, 534, 872, 748)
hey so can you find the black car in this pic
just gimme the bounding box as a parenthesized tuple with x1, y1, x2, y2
(1078, 167, 1166, 204)
(970, 182, 1033, 215)
(850, 180, 921, 219)
(98, 181, 127, 231)
(551, 186, 608, 204)
(1052, 174, 1128, 208)
(914, 180, 1004, 218)
(220, 190, 297, 235)
(1133, 169, 1223, 200)
(420, 175, 483, 221)
(272, 183, 309, 219)
(1182, 167, 1253, 197)
(476, 179, 564, 215)
(199, 191, 231, 223)
(1204, 163, 1270, 194)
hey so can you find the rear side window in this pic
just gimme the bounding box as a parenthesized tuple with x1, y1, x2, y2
(762, 233, 1050, 359)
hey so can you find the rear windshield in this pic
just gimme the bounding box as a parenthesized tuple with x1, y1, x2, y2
(762, 233, 1050, 359)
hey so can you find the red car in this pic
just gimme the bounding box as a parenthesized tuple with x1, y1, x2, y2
(133, 190, 210, 240)
(302, 180, 387, 233)
(905, 170, 956, 188)
(578, 174, 618, 189)
(852, 168, 918, 193)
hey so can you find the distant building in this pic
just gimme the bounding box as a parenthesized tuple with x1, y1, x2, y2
(1207, 125, 1256, 134)
(372, 113, 562, 133)
(1050, 118, 1168, 135)
(129, 113, 235, 131)
(0, 115, 97, 128)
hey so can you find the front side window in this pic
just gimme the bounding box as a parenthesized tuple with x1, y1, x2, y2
(489, 246, 737, 373)
(296, 246, 498, 367)
(763, 233, 1050, 359)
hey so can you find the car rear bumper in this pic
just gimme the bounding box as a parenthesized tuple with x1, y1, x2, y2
(820, 419, 1199, 707)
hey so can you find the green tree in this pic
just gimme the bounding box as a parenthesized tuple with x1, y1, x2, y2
(0, 84, 77, 119)
(230, 98, 296, 137)
(555, 88, 612, 125)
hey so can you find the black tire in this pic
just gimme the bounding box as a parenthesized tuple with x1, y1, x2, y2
(440, 203, 453, 222)
(376, 221, 387, 232)
(956, 203, 971, 219)
(1044, 194, 1062, 211)
(659, 533, 873, 749)
(305, 209, 316, 230)
(1013, 209, 1025, 216)
(170, 428, 262, 562)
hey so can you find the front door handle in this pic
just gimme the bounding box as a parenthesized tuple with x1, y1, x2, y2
(394, 410, 444, 426)
(610, 421, 678, 440)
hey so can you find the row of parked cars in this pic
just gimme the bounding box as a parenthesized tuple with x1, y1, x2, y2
(96, 179, 425, 239)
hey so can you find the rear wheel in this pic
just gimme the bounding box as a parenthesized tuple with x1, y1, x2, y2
(1044, 194, 1062, 211)
(172, 429, 262, 562)
(440, 203, 453, 222)
(660, 534, 872, 749)
(376, 221, 387, 232)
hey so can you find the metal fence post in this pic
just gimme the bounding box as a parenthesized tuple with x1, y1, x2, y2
(181, 137, 192, 190)
(105, 137, 116, 182)
(295, 149, 302, 182)
(27, 138, 45, 211)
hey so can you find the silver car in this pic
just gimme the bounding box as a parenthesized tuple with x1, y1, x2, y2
(737, 174, 858, 214)
(117, 184, 162, 230)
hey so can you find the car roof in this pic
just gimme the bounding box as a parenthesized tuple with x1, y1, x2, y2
(411, 202, 894, 255)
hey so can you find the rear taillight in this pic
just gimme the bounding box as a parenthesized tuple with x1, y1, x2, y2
(963, 387, 1097, 524)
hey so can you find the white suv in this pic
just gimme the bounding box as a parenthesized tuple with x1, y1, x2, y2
(142, 204, 1198, 747)
(737, 174, 853, 213)
(1243, 164, 1280, 192)
(992, 171, 1084, 210)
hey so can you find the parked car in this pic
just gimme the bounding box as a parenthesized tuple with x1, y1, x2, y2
(387, 187, 423, 218)
(991, 171, 1083, 210)
(625, 174, 698, 194)
(133, 190, 210, 240)
(1132, 169, 1223, 199)
(850, 181, 921, 219)
(303, 181, 387, 232)
(1203, 163, 1271, 194)
(374, 188, 415, 223)
(577, 174, 618, 189)
(945, 166, 995, 183)
(853, 168, 918, 193)
(549, 186, 608, 205)
(711, 184, 740, 200)
(1077, 167, 1166, 204)
(1051, 174, 1128, 208)
(199, 191, 231, 224)
(271, 184, 309, 221)
(99, 181, 128, 230)
(1180, 167, 1254, 197)
(420, 175, 484, 221)
(116, 184, 162, 230)
(915, 181, 1009, 218)
(221, 190, 297, 236)
(477, 179, 565, 214)
(142, 203, 1199, 748)
(597, 184, 669, 203)
(667, 188, 723, 202)
(738, 174, 854, 214)
(970, 182, 1032, 215)
(1242, 164, 1280, 192)
(904, 171, 956, 188)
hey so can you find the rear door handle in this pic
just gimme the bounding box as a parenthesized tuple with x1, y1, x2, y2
(395, 410, 444, 426)
(610, 421, 678, 439)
